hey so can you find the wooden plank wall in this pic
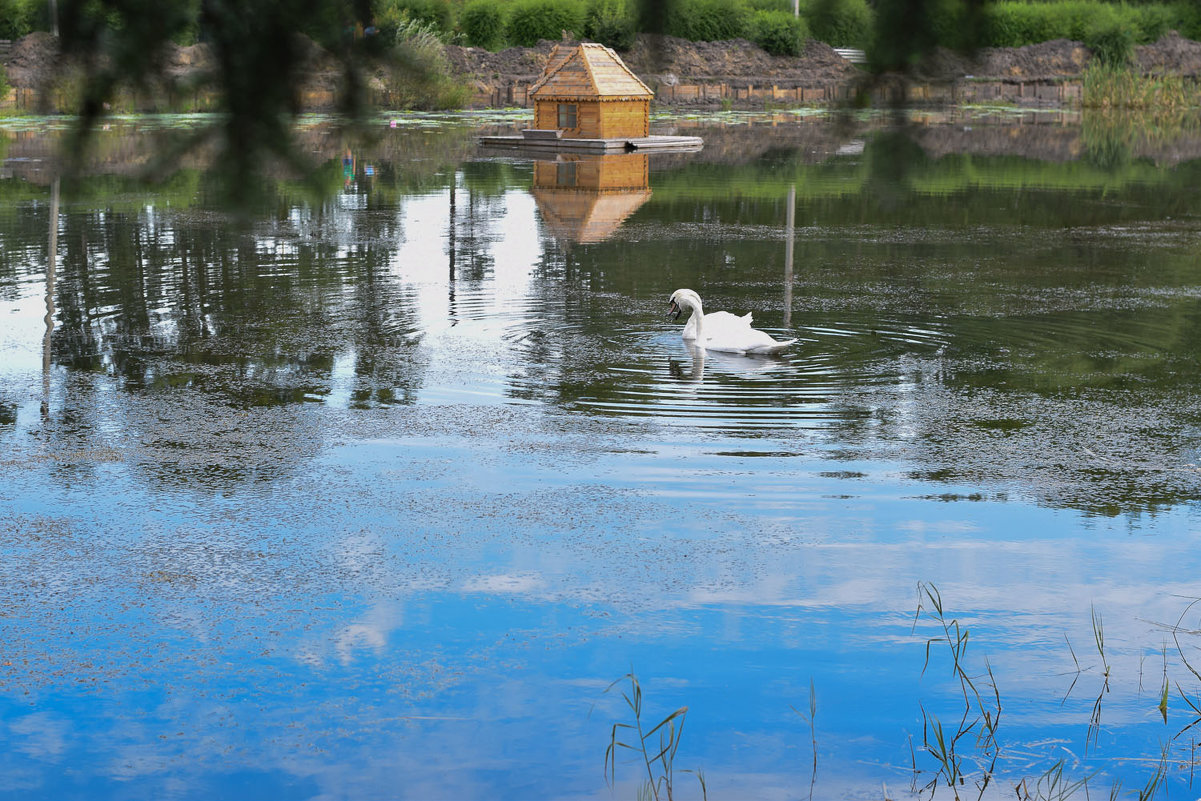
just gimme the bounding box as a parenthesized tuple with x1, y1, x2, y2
(598, 100, 649, 138)
(577, 101, 601, 137)
(533, 98, 649, 139)
(533, 154, 649, 191)
(579, 153, 648, 190)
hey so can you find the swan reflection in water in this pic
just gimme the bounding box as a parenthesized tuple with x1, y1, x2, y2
(668, 341, 787, 384)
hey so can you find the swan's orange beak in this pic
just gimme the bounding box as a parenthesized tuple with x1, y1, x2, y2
(667, 299, 681, 320)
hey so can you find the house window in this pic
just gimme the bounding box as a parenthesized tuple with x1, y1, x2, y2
(557, 103, 577, 129)
(556, 161, 577, 187)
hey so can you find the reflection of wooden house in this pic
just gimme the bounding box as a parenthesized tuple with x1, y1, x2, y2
(529, 43, 653, 139)
(532, 153, 651, 244)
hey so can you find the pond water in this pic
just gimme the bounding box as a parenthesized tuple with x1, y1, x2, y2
(2, 109, 1201, 800)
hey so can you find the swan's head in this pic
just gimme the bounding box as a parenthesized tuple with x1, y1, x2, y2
(667, 288, 701, 320)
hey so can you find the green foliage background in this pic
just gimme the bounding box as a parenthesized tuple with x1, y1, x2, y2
(0, 0, 1197, 58)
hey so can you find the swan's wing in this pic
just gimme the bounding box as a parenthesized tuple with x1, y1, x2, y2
(746, 337, 798, 354)
(703, 325, 796, 354)
(703, 310, 752, 329)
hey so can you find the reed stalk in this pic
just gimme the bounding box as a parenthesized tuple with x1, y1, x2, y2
(1083, 64, 1195, 110)
(602, 671, 705, 801)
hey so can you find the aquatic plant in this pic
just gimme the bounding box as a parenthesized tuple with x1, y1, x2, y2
(790, 677, 818, 801)
(1082, 64, 1194, 110)
(602, 671, 706, 801)
(1085, 605, 1111, 753)
(1013, 759, 1093, 801)
(911, 582, 1003, 799)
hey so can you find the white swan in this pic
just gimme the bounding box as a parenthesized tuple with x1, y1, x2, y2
(667, 288, 797, 355)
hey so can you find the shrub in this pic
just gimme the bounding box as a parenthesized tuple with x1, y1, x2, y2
(389, 15, 469, 108)
(982, 3, 1067, 48)
(928, 0, 989, 51)
(746, 0, 795, 11)
(979, 1, 1167, 49)
(0, 0, 31, 38)
(666, 0, 750, 41)
(585, 0, 636, 50)
(460, 0, 505, 49)
(751, 10, 807, 56)
(505, 0, 587, 47)
(377, 0, 453, 39)
(1135, 4, 1175, 43)
(14, 0, 47, 34)
(806, 0, 871, 48)
(1158, 1, 1201, 41)
(1085, 16, 1135, 66)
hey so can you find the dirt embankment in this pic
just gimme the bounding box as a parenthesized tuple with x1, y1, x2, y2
(448, 31, 1201, 108)
(6, 30, 1201, 111)
(916, 32, 1201, 81)
(445, 34, 858, 88)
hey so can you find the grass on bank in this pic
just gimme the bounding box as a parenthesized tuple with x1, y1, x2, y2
(1083, 63, 1196, 110)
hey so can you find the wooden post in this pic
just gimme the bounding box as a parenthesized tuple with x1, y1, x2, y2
(42, 177, 58, 419)
(783, 183, 795, 327)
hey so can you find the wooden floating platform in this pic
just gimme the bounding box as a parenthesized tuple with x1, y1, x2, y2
(479, 134, 704, 153)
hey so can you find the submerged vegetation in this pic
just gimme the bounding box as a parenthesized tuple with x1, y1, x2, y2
(604, 587, 1201, 800)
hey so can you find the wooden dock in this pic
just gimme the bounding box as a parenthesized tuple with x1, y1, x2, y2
(479, 134, 703, 153)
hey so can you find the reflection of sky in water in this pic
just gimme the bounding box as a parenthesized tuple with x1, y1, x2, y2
(2, 119, 1201, 799)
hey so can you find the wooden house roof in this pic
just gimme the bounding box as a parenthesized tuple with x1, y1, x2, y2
(533, 187, 653, 243)
(529, 43, 653, 100)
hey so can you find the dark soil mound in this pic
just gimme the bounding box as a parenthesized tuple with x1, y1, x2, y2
(915, 39, 1091, 81)
(914, 32, 1201, 82)
(978, 38, 1091, 79)
(622, 34, 858, 86)
(445, 33, 859, 90)
(1137, 31, 1201, 76)
(445, 40, 559, 83)
(5, 31, 60, 88)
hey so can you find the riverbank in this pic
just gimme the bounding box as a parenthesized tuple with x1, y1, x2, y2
(3, 30, 1201, 113)
(449, 32, 1201, 109)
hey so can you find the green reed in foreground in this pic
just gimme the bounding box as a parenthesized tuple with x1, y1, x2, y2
(596, 592, 1201, 801)
(912, 582, 1003, 799)
(790, 677, 818, 801)
(602, 671, 705, 801)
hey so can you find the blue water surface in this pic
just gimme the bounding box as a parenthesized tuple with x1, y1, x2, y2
(2, 111, 1201, 799)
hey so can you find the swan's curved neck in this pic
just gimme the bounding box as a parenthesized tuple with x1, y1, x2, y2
(687, 299, 704, 340)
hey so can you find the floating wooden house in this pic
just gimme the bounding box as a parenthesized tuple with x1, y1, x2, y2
(529, 43, 653, 139)
(477, 43, 702, 153)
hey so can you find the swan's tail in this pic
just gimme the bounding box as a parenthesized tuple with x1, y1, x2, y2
(747, 338, 798, 354)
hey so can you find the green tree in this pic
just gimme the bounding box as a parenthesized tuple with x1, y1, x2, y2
(55, 0, 402, 204)
(807, 0, 872, 49)
(505, 0, 586, 47)
(460, 0, 505, 49)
